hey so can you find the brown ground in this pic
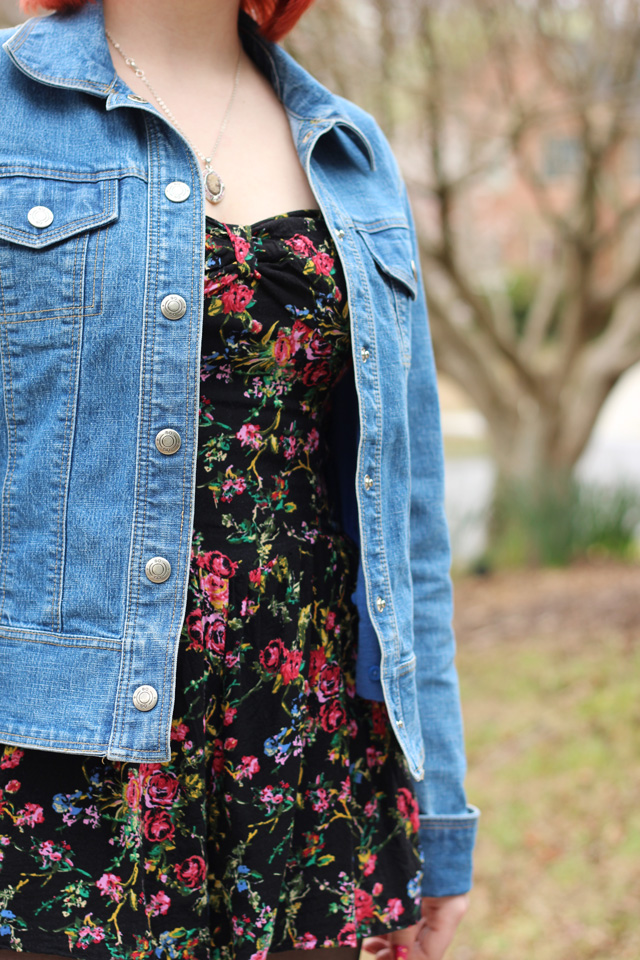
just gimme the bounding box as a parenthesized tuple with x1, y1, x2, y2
(452, 559, 640, 647)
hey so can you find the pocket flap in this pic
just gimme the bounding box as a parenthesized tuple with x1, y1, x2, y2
(0, 174, 118, 249)
(355, 221, 418, 299)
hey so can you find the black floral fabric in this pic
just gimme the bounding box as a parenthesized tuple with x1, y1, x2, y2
(0, 210, 423, 960)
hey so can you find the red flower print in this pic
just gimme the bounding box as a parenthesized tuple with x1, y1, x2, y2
(281, 649, 303, 685)
(355, 887, 375, 923)
(371, 701, 388, 737)
(293, 933, 318, 949)
(221, 282, 253, 314)
(337, 922, 358, 947)
(195, 550, 236, 578)
(312, 252, 334, 276)
(309, 647, 327, 682)
(303, 427, 320, 453)
(250, 319, 263, 333)
(363, 853, 378, 877)
(291, 318, 313, 348)
(186, 608, 204, 651)
(5, 780, 20, 793)
(175, 855, 206, 889)
(285, 234, 317, 256)
(125, 774, 143, 811)
(259, 637, 287, 673)
(145, 771, 180, 808)
(302, 360, 330, 386)
(316, 663, 342, 702)
(204, 271, 237, 298)
(15, 803, 44, 827)
(212, 738, 225, 774)
(319, 700, 347, 733)
(383, 898, 405, 922)
(203, 614, 226, 654)
(143, 809, 175, 843)
(274, 330, 294, 365)
(171, 720, 189, 742)
(236, 755, 260, 780)
(228, 232, 251, 264)
(325, 610, 336, 631)
(396, 787, 420, 833)
(223, 706, 237, 726)
(1, 748, 23, 770)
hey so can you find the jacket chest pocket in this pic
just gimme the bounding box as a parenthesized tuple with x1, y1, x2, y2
(355, 220, 418, 367)
(0, 174, 119, 324)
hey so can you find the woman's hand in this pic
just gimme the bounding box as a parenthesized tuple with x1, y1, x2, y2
(362, 894, 470, 960)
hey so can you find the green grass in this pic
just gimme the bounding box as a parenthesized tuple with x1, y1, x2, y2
(450, 629, 640, 960)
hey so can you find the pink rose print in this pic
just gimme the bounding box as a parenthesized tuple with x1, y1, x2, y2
(5, 780, 20, 793)
(281, 649, 303, 685)
(96, 872, 124, 902)
(285, 234, 317, 256)
(312, 252, 334, 276)
(1, 748, 24, 770)
(146, 890, 171, 917)
(236, 423, 262, 449)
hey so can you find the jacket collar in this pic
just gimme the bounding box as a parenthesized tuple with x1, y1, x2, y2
(3, 0, 374, 170)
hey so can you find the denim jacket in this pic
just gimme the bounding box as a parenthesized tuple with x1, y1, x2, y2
(0, 0, 479, 896)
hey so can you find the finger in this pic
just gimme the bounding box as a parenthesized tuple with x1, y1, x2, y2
(417, 919, 457, 960)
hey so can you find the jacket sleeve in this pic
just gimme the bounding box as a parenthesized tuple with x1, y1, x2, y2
(400, 180, 481, 897)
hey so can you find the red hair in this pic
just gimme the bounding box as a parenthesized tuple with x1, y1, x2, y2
(19, 0, 315, 42)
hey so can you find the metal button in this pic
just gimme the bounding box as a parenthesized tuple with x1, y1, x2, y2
(364, 474, 373, 491)
(368, 664, 381, 681)
(165, 181, 191, 203)
(27, 206, 54, 229)
(411, 259, 418, 281)
(360, 347, 370, 363)
(127, 94, 147, 103)
(155, 428, 182, 455)
(145, 556, 171, 583)
(336, 228, 345, 240)
(397, 718, 404, 728)
(132, 685, 158, 712)
(161, 295, 187, 320)
(375, 596, 386, 612)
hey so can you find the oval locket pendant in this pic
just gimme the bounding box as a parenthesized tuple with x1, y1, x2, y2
(204, 168, 225, 204)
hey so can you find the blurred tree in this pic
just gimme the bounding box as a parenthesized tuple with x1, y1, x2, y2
(288, 0, 640, 504)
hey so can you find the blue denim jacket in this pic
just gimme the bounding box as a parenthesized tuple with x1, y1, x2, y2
(0, 0, 479, 896)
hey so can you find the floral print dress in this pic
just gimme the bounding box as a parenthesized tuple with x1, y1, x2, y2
(0, 210, 424, 960)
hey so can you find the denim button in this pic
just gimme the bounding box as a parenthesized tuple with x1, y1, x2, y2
(375, 596, 386, 612)
(397, 718, 404, 728)
(364, 474, 373, 491)
(27, 205, 53, 228)
(360, 347, 370, 363)
(411, 259, 418, 281)
(155, 428, 181, 455)
(165, 181, 191, 203)
(368, 664, 380, 681)
(145, 556, 171, 583)
(127, 94, 147, 104)
(336, 228, 345, 240)
(161, 295, 186, 320)
(132, 685, 158, 712)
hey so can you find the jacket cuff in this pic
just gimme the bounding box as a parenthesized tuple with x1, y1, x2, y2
(418, 804, 480, 897)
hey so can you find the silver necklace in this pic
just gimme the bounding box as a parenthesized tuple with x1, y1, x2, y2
(106, 29, 241, 205)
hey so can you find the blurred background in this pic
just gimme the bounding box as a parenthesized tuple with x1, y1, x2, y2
(2, 0, 639, 957)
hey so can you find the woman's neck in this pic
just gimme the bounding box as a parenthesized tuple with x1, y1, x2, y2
(102, 0, 243, 81)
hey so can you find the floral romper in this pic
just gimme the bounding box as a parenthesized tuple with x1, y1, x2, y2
(0, 210, 424, 960)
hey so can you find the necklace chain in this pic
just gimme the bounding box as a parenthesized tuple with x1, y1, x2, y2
(105, 28, 241, 203)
